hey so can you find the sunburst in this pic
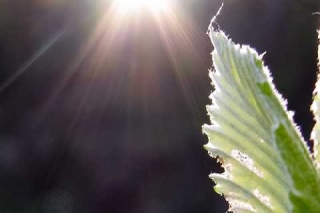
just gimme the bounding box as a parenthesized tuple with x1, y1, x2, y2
(113, 0, 171, 13)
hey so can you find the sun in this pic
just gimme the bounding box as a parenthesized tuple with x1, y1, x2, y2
(113, 0, 171, 13)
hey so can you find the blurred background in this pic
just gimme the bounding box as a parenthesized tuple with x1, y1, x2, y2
(0, 0, 319, 212)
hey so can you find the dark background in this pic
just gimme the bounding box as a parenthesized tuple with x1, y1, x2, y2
(0, 0, 319, 212)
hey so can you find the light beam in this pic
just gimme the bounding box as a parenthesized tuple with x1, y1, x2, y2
(113, 0, 171, 13)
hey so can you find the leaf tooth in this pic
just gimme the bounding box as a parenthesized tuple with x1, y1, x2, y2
(229, 208, 256, 213)
(227, 199, 256, 213)
(209, 74, 257, 114)
(311, 30, 320, 170)
(208, 95, 269, 140)
(204, 108, 276, 160)
(203, 125, 288, 187)
(211, 174, 275, 213)
(204, 144, 291, 210)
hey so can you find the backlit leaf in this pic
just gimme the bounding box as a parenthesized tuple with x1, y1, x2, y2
(203, 26, 320, 212)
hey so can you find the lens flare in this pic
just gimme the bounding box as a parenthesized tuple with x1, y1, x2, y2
(113, 0, 170, 13)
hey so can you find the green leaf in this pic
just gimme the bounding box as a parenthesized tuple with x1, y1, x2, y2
(203, 27, 320, 212)
(311, 30, 320, 171)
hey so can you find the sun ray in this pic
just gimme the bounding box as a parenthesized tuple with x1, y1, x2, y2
(29, 0, 212, 133)
(112, 0, 171, 13)
(151, 5, 211, 124)
(0, 29, 66, 93)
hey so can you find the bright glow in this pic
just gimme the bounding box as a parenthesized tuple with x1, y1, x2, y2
(113, 0, 171, 13)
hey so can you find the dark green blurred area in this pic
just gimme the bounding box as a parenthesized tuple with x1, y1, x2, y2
(0, 0, 319, 212)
